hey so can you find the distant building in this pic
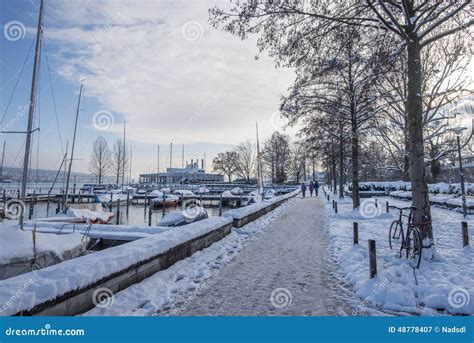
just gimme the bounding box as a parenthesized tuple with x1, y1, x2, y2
(139, 160, 223, 184)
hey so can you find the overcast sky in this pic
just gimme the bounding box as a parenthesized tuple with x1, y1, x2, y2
(0, 0, 296, 179)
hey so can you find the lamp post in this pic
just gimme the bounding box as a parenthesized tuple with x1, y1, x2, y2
(454, 127, 468, 218)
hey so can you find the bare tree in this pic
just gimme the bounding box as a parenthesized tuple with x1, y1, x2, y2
(263, 132, 291, 184)
(287, 141, 306, 183)
(210, 0, 472, 240)
(111, 139, 128, 185)
(89, 136, 110, 184)
(213, 151, 238, 182)
(233, 141, 257, 183)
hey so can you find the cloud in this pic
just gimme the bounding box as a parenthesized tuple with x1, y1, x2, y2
(44, 0, 296, 148)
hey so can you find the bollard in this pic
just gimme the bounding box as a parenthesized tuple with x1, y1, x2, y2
(353, 222, 359, 245)
(369, 239, 377, 279)
(462, 222, 469, 247)
(386, 201, 389, 213)
(116, 198, 120, 225)
(375, 199, 378, 208)
(332, 200, 335, 209)
(334, 201, 338, 214)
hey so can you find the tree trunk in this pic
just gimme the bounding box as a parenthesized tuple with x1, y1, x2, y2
(407, 40, 432, 240)
(339, 137, 344, 199)
(351, 119, 360, 209)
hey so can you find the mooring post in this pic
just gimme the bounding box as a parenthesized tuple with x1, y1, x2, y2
(386, 201, 389, 213)
(181, 193, 184, 210)
(109, 192, 113, 212)
(334, 201, 338, 214)
(369, 239, 377, 279)
(219, 193, 223, 216)
(332, 199, 335, 209)
(353, 222, 359, 245)
(144, 193, 148, 212)
(46, 191, 50, 216)
(375, 198, 378, 208)
(148, 207, 152, 226)
(116, 198, 120, 225)
(327, 194, 330, 202)
(126, 190, 130, 215)
(462, 221, 469, 247)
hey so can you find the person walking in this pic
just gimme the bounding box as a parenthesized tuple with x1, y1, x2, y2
(309, 181, 314, 197)
(314, 180, 320, 197)
(301, 182, 307, 198)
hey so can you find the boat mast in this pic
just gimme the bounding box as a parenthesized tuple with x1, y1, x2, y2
(0, 141, 6, 181)
(20, 0, 45, 229)
(169, 142, 173, 171)
(129, 143, 132, 183)
(63, 84, 83, 210)
(121, 121, 126, 188)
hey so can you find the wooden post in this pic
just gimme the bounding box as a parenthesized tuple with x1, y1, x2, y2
(369, 239, 377, 279)
(181, 193, 184, 210)
(148, 207, 152, 226)
(144, 193, 148, 212)
(386, 201, 389, 213)
(126, 191, 130, 215)
(219, 193, 223, 216)
(353, 222, 358, 245)
(462, 222, 469, 247)
(332, 199, 335, 209)
(375, 198, 378, 208)
(116, 198, 120, 224)
(327, 194, 329, 202)
(46, 191, 50, 216)
(109, 192, 113, 212)
(334, 201, 338, 214)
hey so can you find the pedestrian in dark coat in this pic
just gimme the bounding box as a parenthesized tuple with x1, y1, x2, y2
(309, 181, 314, 197)
(301, 183, 307, 198)
(314, 180, 320, 196)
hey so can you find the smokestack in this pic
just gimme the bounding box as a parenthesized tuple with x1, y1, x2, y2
(201, 159, 204, 170)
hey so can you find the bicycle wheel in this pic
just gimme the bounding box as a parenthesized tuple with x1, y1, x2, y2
(405, 227, 422, 268)
(389, 220, 403, 251)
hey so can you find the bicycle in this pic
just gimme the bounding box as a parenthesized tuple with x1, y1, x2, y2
(388, 206, 415, 251)
(388, 206, 430, 268)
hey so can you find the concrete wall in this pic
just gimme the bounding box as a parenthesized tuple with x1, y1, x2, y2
(14, 221, 232, 316)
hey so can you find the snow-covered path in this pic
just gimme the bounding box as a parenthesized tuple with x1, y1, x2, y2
(172, 195, 354, 316)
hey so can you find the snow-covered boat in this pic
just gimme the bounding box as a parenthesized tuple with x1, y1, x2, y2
(173, 189, 195, 197)
(149, 191, 180, 207)
(263, 189, 278, 199)
(30, 203, 115, 224)
(195, 186, 210, 194)
(229, 187, 243, 195)
(96, 193, 130, 204)
(157, 207, 208, 227)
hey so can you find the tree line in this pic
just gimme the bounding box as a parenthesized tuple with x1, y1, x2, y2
(209, 1, 473, 242)
(212, 132, 315, 184)
(89, 136, 129, 185)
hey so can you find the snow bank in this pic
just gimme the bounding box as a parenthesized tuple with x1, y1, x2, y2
(0, 222, 85, 265)
(0, 216, 232, 316)
(324, 193, 474, 315)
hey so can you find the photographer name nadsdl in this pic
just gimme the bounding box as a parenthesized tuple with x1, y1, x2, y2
(442, 326, 466, 333)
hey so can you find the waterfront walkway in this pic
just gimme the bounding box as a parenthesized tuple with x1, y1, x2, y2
(174, 195, 354, 316)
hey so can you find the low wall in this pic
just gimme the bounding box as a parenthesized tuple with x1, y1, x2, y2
(224, 190, 299, 228)
(0, 217, 232, 316)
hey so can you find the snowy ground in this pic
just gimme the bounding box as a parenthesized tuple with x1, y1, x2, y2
(86, 195, 367, 316)
(324, 190, 474, 315)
